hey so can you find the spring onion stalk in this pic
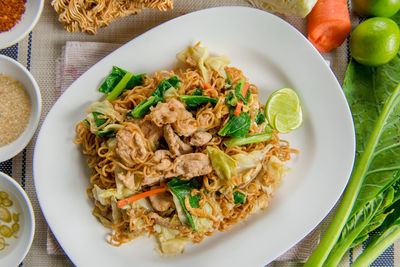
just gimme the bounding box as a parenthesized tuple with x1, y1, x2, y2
(106, 72, 134, 101)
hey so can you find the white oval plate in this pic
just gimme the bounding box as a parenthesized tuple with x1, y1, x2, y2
(33, 6, 355, 267)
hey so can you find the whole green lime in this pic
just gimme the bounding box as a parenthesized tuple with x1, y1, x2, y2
(350, 17, 400, 66)
(352, 0, 400, 17)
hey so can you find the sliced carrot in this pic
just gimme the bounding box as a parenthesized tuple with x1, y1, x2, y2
(234, 82, 249, 116)
(307, 0, 351, 53)
(234, 101, 243, 116)
(117, 187, 167, 208)
(204, 83, 211, 89)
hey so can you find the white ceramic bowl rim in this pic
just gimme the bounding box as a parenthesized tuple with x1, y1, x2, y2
(0, 171, 35, 265)
(0, 55, 42, 162)
(0, 0, 44, 49)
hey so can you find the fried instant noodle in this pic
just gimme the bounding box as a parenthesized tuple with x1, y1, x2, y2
(52, 0, 173, 34)
(74, 45, 299, 254)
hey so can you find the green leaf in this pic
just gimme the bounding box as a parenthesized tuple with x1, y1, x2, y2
(350, 185, 396, 248)
(179, 95, 218, 109)
(167, 178, 201, 231)
(255, 110, 266, 125)
(218, 112, 251, 138)
(352, 199, 400, 266)
(233, 190, 246, 205)
(226, 71, 232, 87)
(234, 79, 250, 105)
(152, 76, 180, 98)
(99, 66, 144, 94)
(305, 54, 400, 266)
(126, 74, 145, 89)
(106, 72, 134, 101)
(127, 95, 162, 118)
(99, 66, 126, 94)
(127, 76, 181, 118)
(192, 88, 203, 96)
(325, 191, 387, 265)
(92, 112, 108, 127)
(189, 194, 202, 208)
(226, 92, 238, 107)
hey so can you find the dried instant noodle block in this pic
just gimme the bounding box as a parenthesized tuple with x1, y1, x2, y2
(51, 0, 173, 34)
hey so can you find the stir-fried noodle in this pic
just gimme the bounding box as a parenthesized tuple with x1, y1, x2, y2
(74, 44, 298, 254)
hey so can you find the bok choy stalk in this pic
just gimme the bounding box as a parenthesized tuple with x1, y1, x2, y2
(224, 133, 273, 147)
(127, 76, 180, 118)
(99, 66, 144, 101)
(305, 53, 400, 266)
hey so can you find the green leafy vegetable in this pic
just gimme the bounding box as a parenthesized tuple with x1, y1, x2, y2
(84, 101, 123, 137)
(127, 76, 180, 118)
(106, 72, 134, 101)
(234, 79, 250, 105)
(179, 95, 218, 109)
(152, 76, 180, 98)
(255, 110, 266, 125)
(225, 72, 232, 87)
(218, 112, 251, 138)
(92, 112, 107, 127)
(225, 79, 250, 108)
(305, 53, 400, 266)
(192, 88, 204, 96)
(99, 66, 144, 94)
(224, 133, 273, 147)
(167, 178, 202, 231)
(226, 92, 238, 107)
(353, 197, 400, 266)
(233, 190, 246, 205)
(189, 194, 202, 208)
(206, 146, 237, 183)
(127, 96, 162, 118)
(89, 112, 117, 137)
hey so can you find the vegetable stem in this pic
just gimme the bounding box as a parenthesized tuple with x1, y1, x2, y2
(352, 226, 400, 267)
(106, 72, 134, 101)
(224, 133, 272, 146)
(305, 83, 400, 266)
(234, 82, 249, 116)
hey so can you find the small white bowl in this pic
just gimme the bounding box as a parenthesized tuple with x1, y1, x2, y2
(0, 55, 42, 162)
(0, 172, 35, 266)
(0, 0, 44, 49)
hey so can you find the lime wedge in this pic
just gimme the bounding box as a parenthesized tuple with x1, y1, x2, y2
(265, 88, 303, 134)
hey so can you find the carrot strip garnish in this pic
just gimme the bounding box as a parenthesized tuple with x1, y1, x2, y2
(204, 83, 211, 89)
(117, 187, 167, 208)
(234, 82, 249, 116)
(307, 0, 351, 53)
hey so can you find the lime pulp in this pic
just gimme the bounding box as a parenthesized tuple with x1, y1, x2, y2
(265, 88, 303, 134)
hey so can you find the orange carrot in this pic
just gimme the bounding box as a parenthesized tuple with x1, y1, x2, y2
(204, 83, 211, 89)
(234, 82, 249, 116)
(307, 0, 351, 53)
(117, 187, 166, 208)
